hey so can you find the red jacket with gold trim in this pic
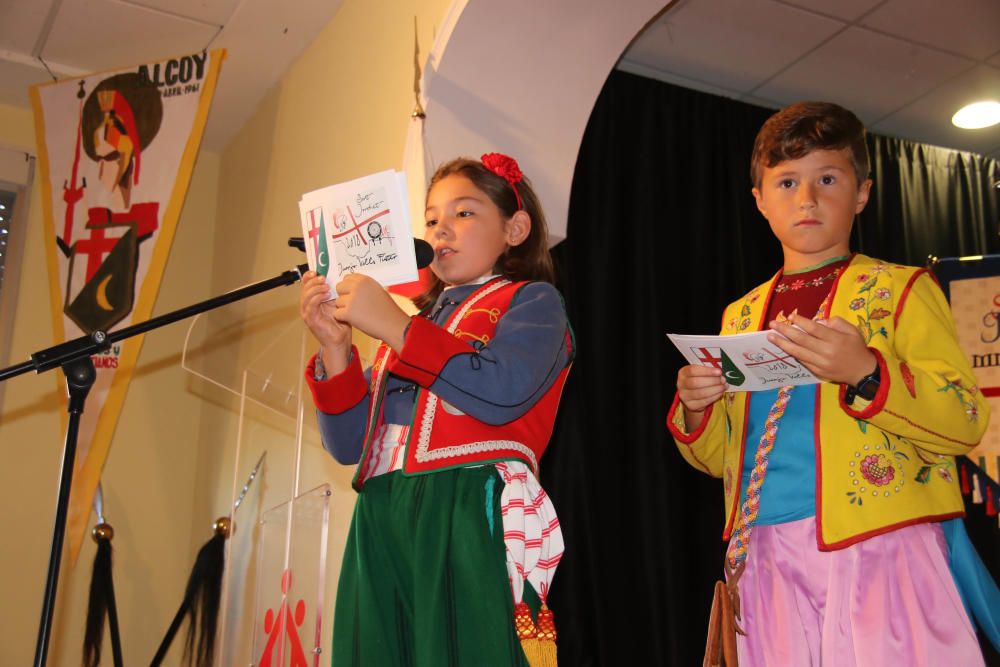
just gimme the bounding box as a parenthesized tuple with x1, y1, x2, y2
(307, 278, 574, 490)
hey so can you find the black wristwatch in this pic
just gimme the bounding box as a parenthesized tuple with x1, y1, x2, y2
(845, 362, 880, 404)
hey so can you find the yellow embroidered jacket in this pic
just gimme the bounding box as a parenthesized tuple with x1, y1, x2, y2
(667, 254, 989, 550)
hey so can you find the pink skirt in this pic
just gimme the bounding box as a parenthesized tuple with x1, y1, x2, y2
(731, 517, 984, 666)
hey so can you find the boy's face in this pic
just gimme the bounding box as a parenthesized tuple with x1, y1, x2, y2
(752, 148, 871, 271)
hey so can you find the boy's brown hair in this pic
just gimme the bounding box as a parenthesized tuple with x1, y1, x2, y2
(414, 157, 555, 309)
(750, 101, 870, 188)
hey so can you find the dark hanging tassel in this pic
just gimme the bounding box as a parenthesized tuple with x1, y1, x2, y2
(84, 523, 124, 667)
(151, 517, 229, 667)
(960, 459, 970, 495)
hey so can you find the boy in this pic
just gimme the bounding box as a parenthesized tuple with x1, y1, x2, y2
(669, 101, 989, 665)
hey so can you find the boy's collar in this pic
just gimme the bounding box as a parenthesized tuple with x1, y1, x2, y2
(783, 254, 850, 275)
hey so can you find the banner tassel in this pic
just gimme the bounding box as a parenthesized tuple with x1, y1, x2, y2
(83, 522, 124, 667)
(150, 517, 229, 667)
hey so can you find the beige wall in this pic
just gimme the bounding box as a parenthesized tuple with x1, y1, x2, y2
(205, 0, 452, 660)
(0, 0, 451, 663)
(0, 99, 220, 664)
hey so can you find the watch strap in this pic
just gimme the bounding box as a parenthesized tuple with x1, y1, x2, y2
(846, 362, 880, 404)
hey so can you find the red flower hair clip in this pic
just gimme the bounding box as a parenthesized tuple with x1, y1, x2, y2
(481, 152, 524, 210)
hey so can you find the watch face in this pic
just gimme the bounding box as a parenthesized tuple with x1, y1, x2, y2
(857, 374, 880, 400)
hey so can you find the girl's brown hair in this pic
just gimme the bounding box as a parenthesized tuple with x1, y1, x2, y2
(413, 157, 555, 309)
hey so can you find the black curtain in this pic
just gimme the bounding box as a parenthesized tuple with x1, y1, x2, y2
(858, 135, 1000, 261)
(543, 70, 1000, 666)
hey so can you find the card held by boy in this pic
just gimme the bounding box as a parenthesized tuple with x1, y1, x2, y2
(299, 169, 418, 297)
(668, 331, 820, 391)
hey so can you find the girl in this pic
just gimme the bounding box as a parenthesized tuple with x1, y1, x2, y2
(300, 154, 574, 666)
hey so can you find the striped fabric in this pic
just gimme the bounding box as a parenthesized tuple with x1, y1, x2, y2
(360, 429, 563, 631)
(361, 427, 564, 602)
(362, 423, 410, 481)
(494, 461, 564, 610)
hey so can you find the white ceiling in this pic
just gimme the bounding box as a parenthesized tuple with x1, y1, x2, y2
(0, 0, 998, 160)
(0, 0, 344, 151)
(620, 0, 1000, 160)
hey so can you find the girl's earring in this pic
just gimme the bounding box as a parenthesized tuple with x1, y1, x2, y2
(508, 212, 530, 246)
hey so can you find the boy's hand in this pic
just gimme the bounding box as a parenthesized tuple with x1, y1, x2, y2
(299, 271, 352, 374)
(767, 314, 876, 386)
(333, 273, 411, 351)
(677, 364, 726, 431)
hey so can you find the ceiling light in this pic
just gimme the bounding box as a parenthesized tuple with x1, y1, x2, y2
(952, 101, 1000, 129)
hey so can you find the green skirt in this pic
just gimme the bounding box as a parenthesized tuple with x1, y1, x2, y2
(332, 466, 541, 666)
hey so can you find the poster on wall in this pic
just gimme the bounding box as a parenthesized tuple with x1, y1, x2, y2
(948, 274, 1000, 490)
(30, 48, 225, 560)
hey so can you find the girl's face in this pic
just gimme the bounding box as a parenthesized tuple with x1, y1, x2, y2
(424, 174, 527, 286)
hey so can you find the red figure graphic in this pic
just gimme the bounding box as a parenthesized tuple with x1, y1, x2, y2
(257, 569, 311, 667)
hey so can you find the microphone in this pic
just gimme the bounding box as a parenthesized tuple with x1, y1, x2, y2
(288, 237, 434, 269)
(413, 238, 434, 269)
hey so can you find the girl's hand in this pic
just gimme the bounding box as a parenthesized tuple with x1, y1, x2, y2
(332, 273, 411, 351)
(677, 364, 726, 431)
(300, 272, 352, 373)
(767, 314, 876, 386)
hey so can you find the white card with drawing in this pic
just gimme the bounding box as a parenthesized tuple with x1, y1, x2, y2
(298, 169, 418, 296)
(668, 330, 821, 391)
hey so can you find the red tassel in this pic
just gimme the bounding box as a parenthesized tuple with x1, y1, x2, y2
(536, 603, 557, 642)
(514, 602, 537, 640)
(960, 462, 970, 495)
(986, 486, 998, 517)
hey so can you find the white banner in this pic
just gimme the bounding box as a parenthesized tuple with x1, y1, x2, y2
(30, 48, 225, 560)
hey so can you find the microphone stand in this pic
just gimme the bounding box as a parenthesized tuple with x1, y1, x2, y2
(0, 261, 308, 667)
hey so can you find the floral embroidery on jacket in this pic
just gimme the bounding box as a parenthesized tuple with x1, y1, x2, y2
(846, 433, 907, 506)
(860, 454, 895, 486)
(850, 265, 892, 343)
(774, 269, 841, 293)
(937, 377, 980, 422)
(726, 290, 761, 333)
(914, 448, 955, 484)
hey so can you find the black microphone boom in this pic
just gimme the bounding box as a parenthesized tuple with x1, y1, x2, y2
(288, 237, 434, 269)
